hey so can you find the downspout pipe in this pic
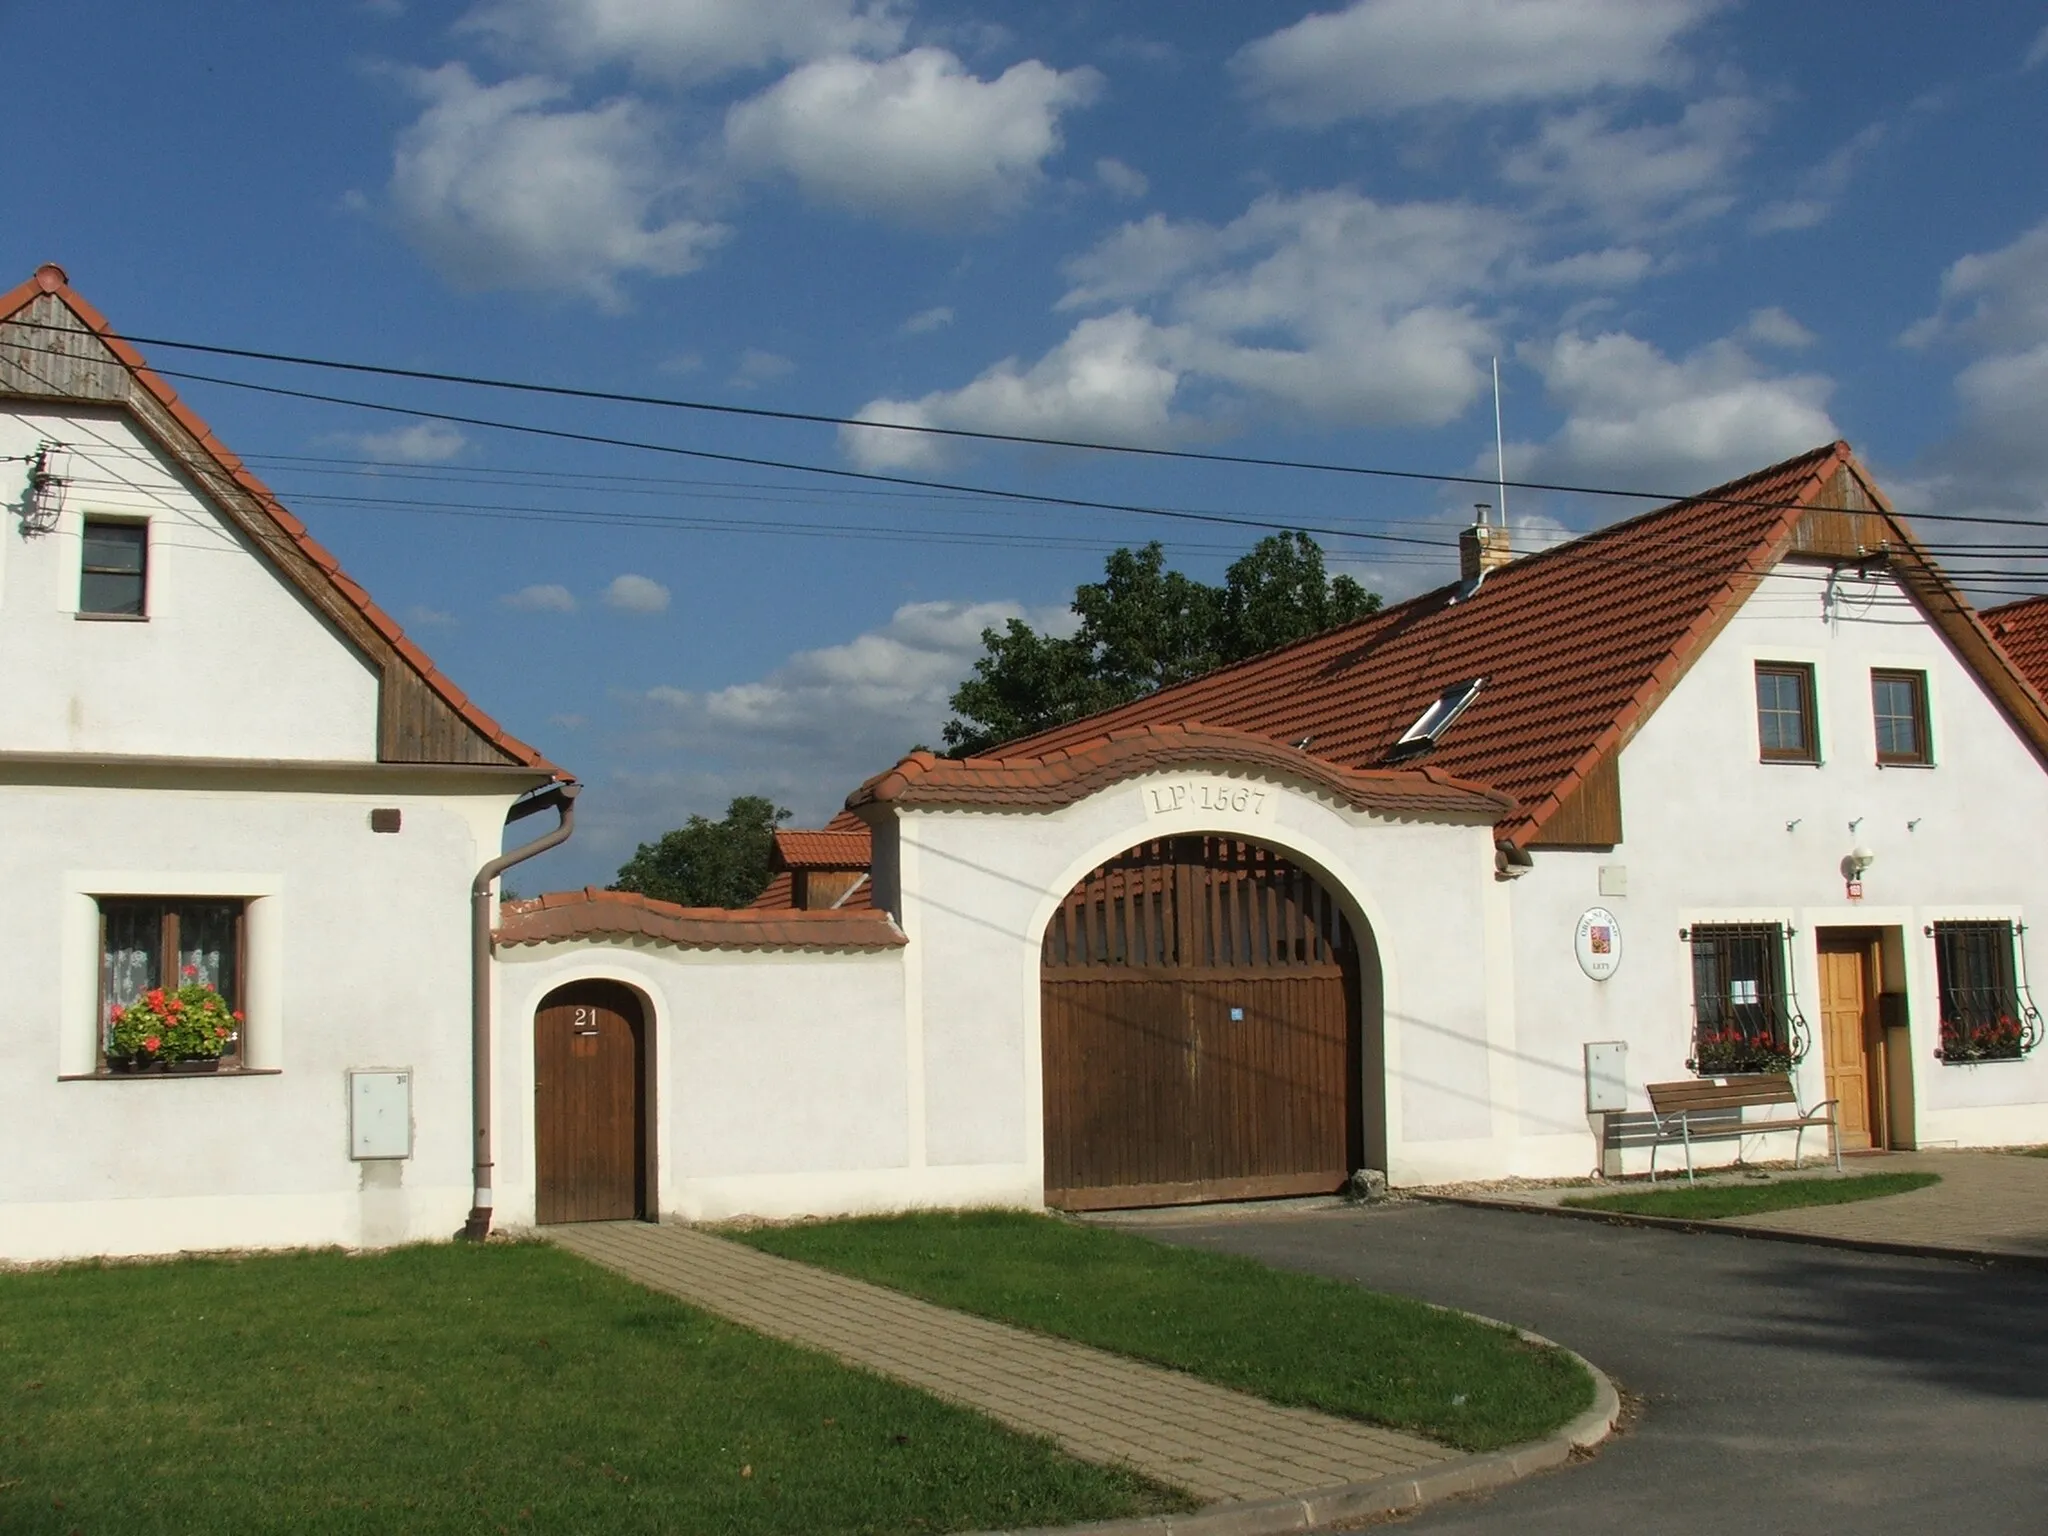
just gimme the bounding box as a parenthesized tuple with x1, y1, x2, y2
(463, 780, 579, 1241)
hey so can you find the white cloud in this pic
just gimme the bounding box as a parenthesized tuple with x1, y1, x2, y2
(1898, 221, 2048, 516)
(1234, 0, 1720, 126)
(846, 189, 1524, 465)
(901, 304, 954, 334)
(1096, 157, 1148, 198)
(500, 582, 579, 612)
(1905, 218, 2048, 350)
(603, 573, 672, 612)
(725, 47, 1101, 225)
(1511, 327, 1837, 491)
(633, 598, 1070, 818)
(461, 0, 907, 84)
(1499, 96, 1757, 229)
(1739, 306, 1816, 350)
(405, 604, 458, 627)
(347, 421, 470, 463)
(2026, 24, 2048, 70)
(1751, 121, 1886, 234)
(843, 310, 1180, 469)
(729, 347, 795, 388)
(388, 64, 726, 308)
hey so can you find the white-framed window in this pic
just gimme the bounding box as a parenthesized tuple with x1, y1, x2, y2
(80, 517, 148, 617)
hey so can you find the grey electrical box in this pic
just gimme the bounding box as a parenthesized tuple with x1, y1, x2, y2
(1584, 1041, 1628, 1113)
(349, 1070, 413, 1160)
(1598, 864, 1628, 897)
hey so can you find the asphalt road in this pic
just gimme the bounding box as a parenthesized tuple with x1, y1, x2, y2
(1124, 1201, 2048, 1533)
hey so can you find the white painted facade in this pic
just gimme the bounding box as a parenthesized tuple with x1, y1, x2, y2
(1, 409, 545, 1262)
(503, 559, 2048, 1220)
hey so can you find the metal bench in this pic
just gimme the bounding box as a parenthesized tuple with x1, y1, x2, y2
(1642, 1075, 1839, 1183)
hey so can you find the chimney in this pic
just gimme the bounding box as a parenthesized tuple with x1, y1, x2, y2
(1459, 503, 1512, 583)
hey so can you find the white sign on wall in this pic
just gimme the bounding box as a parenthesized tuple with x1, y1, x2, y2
(1575, 908, 1623, 981)
(1139, 778, 1276, 819)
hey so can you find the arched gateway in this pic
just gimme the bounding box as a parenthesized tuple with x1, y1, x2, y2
(533, 979, 652, 1224)
(1040, 834, 1372, 1210)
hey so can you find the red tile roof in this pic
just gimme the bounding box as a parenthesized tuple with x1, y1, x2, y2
(847, 722, 1513, 819)
(498, 887, 904, 951)
(773, 828, 873, 868)
(996, 441, 2048, 846)
(1985, 596, 2048, 701)
(0, 264, 559, 776)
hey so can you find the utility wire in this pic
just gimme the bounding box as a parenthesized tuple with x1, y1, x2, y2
(10, 316, 2047, 528)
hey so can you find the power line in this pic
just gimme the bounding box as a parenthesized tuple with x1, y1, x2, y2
(10, 315, 2046, 528)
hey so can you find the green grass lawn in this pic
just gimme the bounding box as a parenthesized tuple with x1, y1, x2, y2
(1562, 1170, 1940, 1220)
(733, 1210, 1592, 1453)
(0, 1242, 1187, 1536)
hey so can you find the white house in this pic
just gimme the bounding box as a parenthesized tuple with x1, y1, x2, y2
(501, 441, 2048, 1223)
(13, 261, 2048, 1260)
(0, 266, 569, 1262)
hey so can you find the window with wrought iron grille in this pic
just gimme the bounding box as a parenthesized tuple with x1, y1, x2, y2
(1932, 920, 2040, 1063)
(1687, 923, 1807, 1074)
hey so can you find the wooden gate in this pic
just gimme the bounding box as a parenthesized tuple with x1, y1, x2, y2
(534, 980, 649, 1224)
(1040, 836, 1362, 1211)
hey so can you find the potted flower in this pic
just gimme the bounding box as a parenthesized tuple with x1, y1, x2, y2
(107, 967, 242, 1073)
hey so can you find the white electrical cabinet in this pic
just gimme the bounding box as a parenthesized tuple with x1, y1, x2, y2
(348, 1070, 413, 1160)
(1583, 1041, 1629, 1113)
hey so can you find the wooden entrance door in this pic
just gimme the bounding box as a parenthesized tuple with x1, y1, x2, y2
(1817, 933, 1882, 1151)
(1040, 837, 1362, 1210)
(534, 980, 648, 1224)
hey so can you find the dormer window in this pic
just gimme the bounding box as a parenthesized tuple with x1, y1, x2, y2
(1391, 678, 1483, 757)
(80, 518, 147, 617)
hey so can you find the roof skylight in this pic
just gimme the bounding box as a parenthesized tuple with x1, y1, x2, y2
(1391, 678, 1484, 756)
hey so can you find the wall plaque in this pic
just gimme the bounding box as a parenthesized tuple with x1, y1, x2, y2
(1139, 778, 1276, 818)
(1575, 907, 1622, 981)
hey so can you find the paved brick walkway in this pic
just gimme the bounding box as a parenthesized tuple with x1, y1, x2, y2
(1727, 1149, 2048, 1256)
(549, 1221, 1455, 1505)
(1426, 1149, 2048, 1261)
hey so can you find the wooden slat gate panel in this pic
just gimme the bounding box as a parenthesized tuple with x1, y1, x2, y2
(534, 980, 647, 1224)
(1041, 837, 1361, 1211)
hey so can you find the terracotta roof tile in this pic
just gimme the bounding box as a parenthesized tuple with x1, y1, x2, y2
(1985, 596, 2048, 702)
(498, 886, 904, 951)
(0, 264, 560, 776)
(773, 827, 873, 869)
(847, 722, 1513, 819)
(995, 443, 1914, 844)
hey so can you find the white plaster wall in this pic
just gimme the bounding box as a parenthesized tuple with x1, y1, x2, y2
(0, 777, 517, 1261)
(1504, 564, 2048, 1179)
(493, 942, 920, 1225)
(0, 412, 381, 760)
(895, 773, 1504, 1192)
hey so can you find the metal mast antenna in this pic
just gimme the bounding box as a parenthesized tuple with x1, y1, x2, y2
(1491, 356, 1508, 527)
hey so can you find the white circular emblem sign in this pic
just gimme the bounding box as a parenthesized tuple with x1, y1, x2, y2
(1576, 907, 1622, 981)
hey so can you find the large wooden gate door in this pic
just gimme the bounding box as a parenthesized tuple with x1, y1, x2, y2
(534, 979, 648, 1224)
(1040, 837, 1362, 1211)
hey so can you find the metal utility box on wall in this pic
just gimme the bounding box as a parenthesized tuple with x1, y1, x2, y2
(1583, 1041, 1628, 1113)
(348, 1070, 413, 1160)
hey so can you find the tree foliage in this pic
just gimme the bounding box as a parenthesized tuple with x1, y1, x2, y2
(611, 794, 792, 909)
(943, 533, 1378, 755)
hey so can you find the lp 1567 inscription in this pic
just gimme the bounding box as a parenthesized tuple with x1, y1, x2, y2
(1141, 779, 1273, 817)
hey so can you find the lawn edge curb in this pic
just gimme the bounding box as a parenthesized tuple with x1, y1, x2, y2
(1411, 1191, 2048, 1270)
(989, 1340, 1620, 1536)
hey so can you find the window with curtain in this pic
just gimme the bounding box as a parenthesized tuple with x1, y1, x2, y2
(1932, 920, 2036, 1062)
(1689, 923, 1803, 1073)
(97, 898, 244, 1066)
(80, 519, 148, 616)
(1754, 663, 1818, 763)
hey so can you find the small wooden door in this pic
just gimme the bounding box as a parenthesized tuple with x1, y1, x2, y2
(1817, 934, 1881, 1151)
(534, 980, 648, 1224)
(1040, 837, 1362, 1210)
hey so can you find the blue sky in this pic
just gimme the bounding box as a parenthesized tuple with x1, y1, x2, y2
(8, 1, 2048, 886)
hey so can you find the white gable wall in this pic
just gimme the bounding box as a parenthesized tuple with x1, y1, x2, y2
(1503, 563, 2048, 1179)
(0, 411, 380, 761)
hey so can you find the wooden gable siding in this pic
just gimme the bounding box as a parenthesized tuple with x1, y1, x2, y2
(1525, 752, 1622, 848)
(0, 296, 522, 768)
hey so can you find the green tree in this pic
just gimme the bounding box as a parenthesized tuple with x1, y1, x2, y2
(611, 794, 791, 909)
(943, 533, 1379, 756)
